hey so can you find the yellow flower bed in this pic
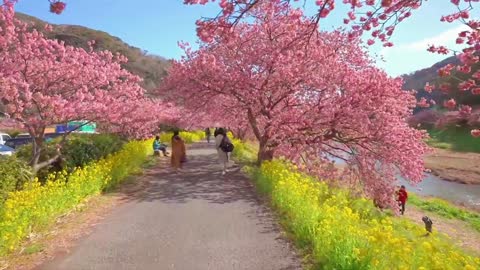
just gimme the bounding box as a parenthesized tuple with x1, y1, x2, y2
(252, 160, 480, 269)
(0, 140, 153, 256)
(230, 140, 480, 269)
(159, 130, 205, 144)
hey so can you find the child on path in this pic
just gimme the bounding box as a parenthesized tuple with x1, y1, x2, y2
(397, 185, 408, 215)
(153, 136, 168, 157)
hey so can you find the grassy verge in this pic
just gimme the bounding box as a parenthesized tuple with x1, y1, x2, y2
(427, 127, 480, 153)
(231, 140, 480, 269)
(409, 194, 480, 232)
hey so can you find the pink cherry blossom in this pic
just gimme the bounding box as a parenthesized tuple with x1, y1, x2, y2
(49, 0, 66, 14)
(0, 7, 177, 172)
(424, 82, 434, 93)
(162, 2, 429, 209)
(444, 99, 457, 110)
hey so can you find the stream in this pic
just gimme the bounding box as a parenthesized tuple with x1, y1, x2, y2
(397, 173, 480, 210)
(330, 157, 480, 210)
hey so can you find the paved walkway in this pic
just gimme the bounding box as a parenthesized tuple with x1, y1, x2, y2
(38, 142, 301, 270)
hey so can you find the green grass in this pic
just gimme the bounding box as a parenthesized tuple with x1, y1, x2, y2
(427, 127, 480, 153)
(409, 194, 480, 232)
(23, 244, 44, 255)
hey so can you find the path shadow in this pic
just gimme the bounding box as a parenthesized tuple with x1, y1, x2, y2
(118, 142, 261, 206)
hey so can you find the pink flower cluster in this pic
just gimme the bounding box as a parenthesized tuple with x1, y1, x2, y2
(49, 0, 66, 14)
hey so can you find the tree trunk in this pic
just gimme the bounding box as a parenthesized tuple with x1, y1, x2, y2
(30, 136, 44, 168)
(247, 108, 276, 165)
(257, 141, 275, 166)
(29, 132, 61, 175)
(233, 127, 247, 140)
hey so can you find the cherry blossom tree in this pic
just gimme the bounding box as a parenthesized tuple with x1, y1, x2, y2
(0, 6, 174, 172)
(11, 0, 480, 132)
(163, 2, 429, 207)
(184, 0, 480, 138)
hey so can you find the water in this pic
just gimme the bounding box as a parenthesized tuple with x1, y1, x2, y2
(330, 157, 480, 210)
(397, 174, 480, 210)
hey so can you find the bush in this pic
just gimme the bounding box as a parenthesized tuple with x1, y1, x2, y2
(15, 134, 125, 179)
(0, 139, 152, 256)
(62, 134, 125, 171)
(0, 156, 32, 203)
(15, 140, 60, 181)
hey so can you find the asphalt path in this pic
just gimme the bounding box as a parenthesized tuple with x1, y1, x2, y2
(38, 142, 301, 270)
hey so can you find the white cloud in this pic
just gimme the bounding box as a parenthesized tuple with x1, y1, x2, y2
(381, 24, 469, 56)
(375, 24, 472, 76)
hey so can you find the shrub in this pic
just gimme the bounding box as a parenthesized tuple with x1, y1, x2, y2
(62, 134, 125, 171)
(15, 140, 60, 181)
(15, 134, 125, 179)
(0, 156, 32, 203)
(0, 139, 152, 255)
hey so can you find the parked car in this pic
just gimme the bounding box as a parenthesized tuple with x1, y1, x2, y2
(0, 132, 11, 145)
(0, 144, 14, 156)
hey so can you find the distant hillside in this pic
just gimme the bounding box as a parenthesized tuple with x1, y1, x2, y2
(15, 12, 170, 92)
(401, 55, 480, 109)
(401, 56, 459, 91)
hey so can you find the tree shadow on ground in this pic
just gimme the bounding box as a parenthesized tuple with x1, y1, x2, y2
(117, 142, 263, 207)
(114, 142, 288, 237)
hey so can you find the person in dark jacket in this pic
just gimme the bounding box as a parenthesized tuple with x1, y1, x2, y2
(205, 128, 211, 143)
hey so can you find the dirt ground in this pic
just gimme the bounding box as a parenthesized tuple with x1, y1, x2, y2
(424, 148, 480, 185)
(405, 206, 480, 256)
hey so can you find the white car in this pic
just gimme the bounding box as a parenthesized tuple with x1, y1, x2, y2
(0, 144, 14, 156)
(0, 132, 11, 145)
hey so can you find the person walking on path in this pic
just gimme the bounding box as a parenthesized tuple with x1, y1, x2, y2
(205, 127, 211, 143)
(215, 127, 230, 175)
(397, 185, 408, 215)
(171, 130, 186, 172)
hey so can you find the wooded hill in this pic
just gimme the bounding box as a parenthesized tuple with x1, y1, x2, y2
(16, 12, 170, 93)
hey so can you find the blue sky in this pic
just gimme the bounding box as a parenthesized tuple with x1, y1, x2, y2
(15, 0, 469, 77)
